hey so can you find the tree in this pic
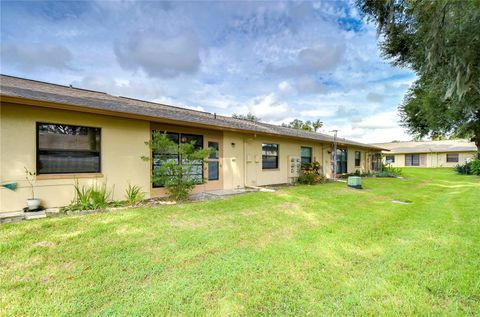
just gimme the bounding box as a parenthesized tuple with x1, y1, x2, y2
(281, 119, 323, 132)
(312, 119, 323, 132)
(400, 77, 480, 148)
(232, 112, 261, 122)
(142, 132, 213, 201)
(358, 0, 480, 157)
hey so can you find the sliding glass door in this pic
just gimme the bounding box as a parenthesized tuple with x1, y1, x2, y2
(336, 149, 348, 174)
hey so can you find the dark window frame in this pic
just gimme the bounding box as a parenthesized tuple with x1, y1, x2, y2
(335, 148, 348, 174)
(355, 151, 361, 167)
(446, 153, 459, 163)
(36, 122, 102, 175)
(385, 155, 395, 164)
(301, 146, 312, 167)
(151, 131, 204, 188)
(207, 141, 219, 181)
(262, 143, 279, 170)
(405, 154, 420, 166)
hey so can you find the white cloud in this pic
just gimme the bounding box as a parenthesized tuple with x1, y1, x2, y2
(366, 92, 384, 103)
(266, 42, 346, 76)
(294, 76, 327, 94)
(0, 43, 73, 71)
(1, 1, 418, 144)
(278, 81, 292, 93)
(353, 111, 400, 130)
(114, 31, 204, 78)
(247, 93, 291, 121)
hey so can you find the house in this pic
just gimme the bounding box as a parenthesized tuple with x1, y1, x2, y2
(373, 140, 477, 167)
(0, 75, 385, 213)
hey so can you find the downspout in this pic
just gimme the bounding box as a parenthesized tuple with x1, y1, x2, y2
(243, 136, 248, 188)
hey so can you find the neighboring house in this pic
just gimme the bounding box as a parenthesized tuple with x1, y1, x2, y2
(0, 75, 385, 212)
(373, 140, 477, 168)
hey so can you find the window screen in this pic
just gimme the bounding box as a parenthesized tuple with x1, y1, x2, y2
(405, 154, 420, 166)
(262, 144, 279, 169)
(207, 141, 219, 181)
(385, 155, 395, 164)
(355, 151, 361, 167)
(37, 123, 101, 174)
(446, 153, 459, 163)
(335, 149, 348, 174)
(301, 147, 312, 167)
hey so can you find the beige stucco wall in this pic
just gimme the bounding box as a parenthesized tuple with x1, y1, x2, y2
(1, 102, 383, 212)
(347, 146, 368, 174)
(0, 103, 151, 212)
(222, 133, 326, 188)
(222, 132, 246, 190)
(383, 152, 476, 167)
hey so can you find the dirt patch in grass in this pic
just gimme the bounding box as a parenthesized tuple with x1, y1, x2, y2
(169, 216, 206, 229)
(33, 241, 55, 248)
(280, 203, 301, 210)
(256, 226, 298, 248)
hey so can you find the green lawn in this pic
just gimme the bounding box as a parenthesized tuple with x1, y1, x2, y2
(1, 168, 479, 316)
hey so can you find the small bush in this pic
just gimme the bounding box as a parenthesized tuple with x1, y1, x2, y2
(471, 159, 480, 175)
(297, 173, 321, 185)
(89, 183, 111, 209)
(376, 171, 399, 178)
(376, 164, 402, 178)
(64, 181, 112, 212)
(125, 184, 146, 205)
(456, 159, 480, 175)
(297, 161, 325, 185)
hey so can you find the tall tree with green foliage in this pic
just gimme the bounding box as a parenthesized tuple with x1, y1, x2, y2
(358, 0, 480, 157)
(232, 112, 261, 122)
(281, 119, 323, 132)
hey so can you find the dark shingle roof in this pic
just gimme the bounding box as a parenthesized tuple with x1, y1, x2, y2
(0, 74, 384, 150)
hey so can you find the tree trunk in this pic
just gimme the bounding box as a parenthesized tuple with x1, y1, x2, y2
(474, 134, 480, 159)
(476, 140, 480, 160)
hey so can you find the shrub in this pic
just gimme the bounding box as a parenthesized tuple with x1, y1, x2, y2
(64, 181, 112, 212)
(89, 183, 110, 210)
(455, 162, 471, 174)
(125, 184, 146, 205)
(456, 159, 480, 175)
(471, 159, 480, 175)
(376, 164, 402, 177)
(297, 161, 325, 185)
(376, 171, 399, 178)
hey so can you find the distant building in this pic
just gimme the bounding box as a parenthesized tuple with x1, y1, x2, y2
(372, 140, 477, 167)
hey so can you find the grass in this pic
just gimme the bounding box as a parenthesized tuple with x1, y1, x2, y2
(1, 168, 479, 316)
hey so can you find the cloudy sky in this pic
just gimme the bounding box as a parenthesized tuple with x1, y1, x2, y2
(1, 1, 416, 143)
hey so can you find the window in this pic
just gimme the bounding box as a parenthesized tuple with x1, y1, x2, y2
(446, 153, 459, 163)
(262, 144, 279, 169)
(207, 141, 219, 181)
(335, 149, 348, 174)
(405, 154, 420, 166)
(152, 132, 204, 187)
(355, 151, 361, 167)
(301, 146, 312, 167)
(385, 155, 395, 164)
(37, 123, 101, 174)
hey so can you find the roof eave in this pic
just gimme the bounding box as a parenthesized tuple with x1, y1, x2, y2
(1, 93, 383, 151)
